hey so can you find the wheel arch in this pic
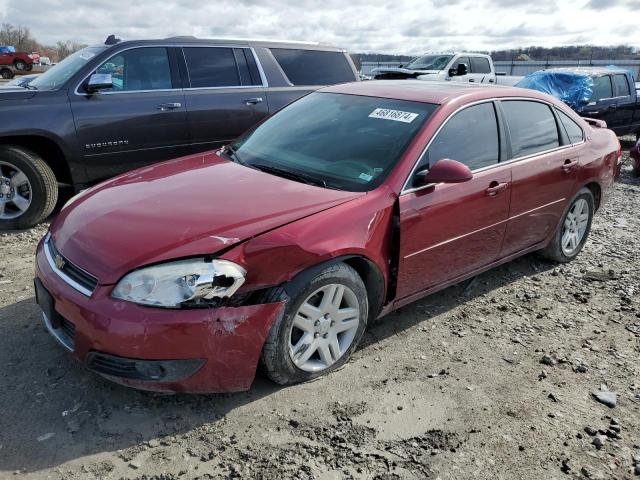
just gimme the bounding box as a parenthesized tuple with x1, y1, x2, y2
(283, 254, 386, 322)
(0, 135, 73, 186)
(583, 181, 601, 211)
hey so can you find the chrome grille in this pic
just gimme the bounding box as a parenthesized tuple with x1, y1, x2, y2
(44, 234, 98, 296)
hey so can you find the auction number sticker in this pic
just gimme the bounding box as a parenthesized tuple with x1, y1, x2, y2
(369, 108, 419, 123)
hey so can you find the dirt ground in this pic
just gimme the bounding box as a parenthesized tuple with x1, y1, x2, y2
(0, 140, 639, 480)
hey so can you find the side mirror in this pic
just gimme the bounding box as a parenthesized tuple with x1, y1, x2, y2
(449, 63, 468, 77)
(414, 159, 473, 187)
(85, 73, 113, 93)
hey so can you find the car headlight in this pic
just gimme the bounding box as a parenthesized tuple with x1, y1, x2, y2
(112, 258, 246, 308)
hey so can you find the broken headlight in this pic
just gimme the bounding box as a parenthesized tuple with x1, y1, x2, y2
(112, 258, 246, 308)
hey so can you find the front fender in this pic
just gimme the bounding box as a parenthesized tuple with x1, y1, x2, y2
(222, 186, 397, 301)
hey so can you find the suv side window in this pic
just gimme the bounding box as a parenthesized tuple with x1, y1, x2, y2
(613, 74, 630, 97)
(269, 48, 355, 86)
(96, 47, 172, 92)
(502, 100, 559, 158)
(422, 102, 499, 171)
(591, 75, 613, 102)
(470, 57, 491, 74)
(183, 47, 241, 88)
(557, 110, 584, 144)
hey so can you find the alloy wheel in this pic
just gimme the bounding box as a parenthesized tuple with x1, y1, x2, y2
(288, 283, 361, 372)
(561, 198, 589, 256)
(0, 161, 32, 220)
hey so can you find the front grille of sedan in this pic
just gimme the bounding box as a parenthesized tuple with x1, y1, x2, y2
(44, 234, 98, 296)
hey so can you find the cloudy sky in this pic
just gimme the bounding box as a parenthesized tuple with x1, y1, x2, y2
(1, 0, 639, 54)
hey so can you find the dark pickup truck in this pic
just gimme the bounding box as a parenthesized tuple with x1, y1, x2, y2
(0, 36, 359, 229)
(516, 67, 640, 138)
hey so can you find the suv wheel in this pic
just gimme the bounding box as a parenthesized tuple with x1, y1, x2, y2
(261, 263, 368, 385)
(540, 187, 594, 263)
(13, 60, 28, 71)
(0, 146, 58, 230)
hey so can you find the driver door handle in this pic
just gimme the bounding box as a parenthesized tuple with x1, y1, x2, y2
(485, 181, 509, 197)
(156, 102, 182, 111)
(244, 97, 263, 105)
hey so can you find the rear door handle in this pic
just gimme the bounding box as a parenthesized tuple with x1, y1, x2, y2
(244, 97, 263, 105)
(485, 181, 509, 197)
(562, 159, 579, 172)
(607, 104, 617, 111)
(156, 102, 182, 111)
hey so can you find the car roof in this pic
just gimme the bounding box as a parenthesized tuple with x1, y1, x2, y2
(544, 66, 629, 77)
(321, 80, 552, 105)
(92, 37, 346, 52)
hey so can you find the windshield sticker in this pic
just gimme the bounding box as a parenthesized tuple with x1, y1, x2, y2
(358, 173, 373, 181)
(369, 108, 419, 123)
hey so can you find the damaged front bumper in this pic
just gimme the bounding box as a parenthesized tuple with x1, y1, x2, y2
(34, 239, 285, 393)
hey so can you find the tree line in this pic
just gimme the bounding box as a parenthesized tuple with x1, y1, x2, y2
(0, 23, 86, 62)
(352, 45, 639, 67)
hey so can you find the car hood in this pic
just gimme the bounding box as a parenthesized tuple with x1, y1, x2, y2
(372, 67, 439, 79)
(51, 152, 362, 284)
(0, 87, 37, 99)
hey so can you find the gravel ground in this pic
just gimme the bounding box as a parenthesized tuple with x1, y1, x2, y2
(0, 140, 639, 480)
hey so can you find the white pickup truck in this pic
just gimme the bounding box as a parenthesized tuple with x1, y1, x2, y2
(371, 52, 521, 86)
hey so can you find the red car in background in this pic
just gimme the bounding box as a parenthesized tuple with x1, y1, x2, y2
(0, 46, 35, 71)
(34, 81, 621, 393)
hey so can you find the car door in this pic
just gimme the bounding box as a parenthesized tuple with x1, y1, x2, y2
(581, 75, 618, 127)
(448, 56, 471, 83)
(469, 57, 491, 83)
(396, 101, 511, 299)
(69, 46, 191, 183)
(499, 100, 579, 258)
(611, 73, 634, 132)
(181, 46, 268, 153)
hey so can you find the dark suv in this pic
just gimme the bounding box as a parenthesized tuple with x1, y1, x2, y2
(0, 36, 359, 229)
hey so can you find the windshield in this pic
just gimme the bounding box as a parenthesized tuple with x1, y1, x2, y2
(404, 55, 453, 71)
(29, 47, 104, 91)
(229, 92, 437, 192)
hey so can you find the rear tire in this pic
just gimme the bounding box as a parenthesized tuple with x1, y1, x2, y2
(261, 263, 368, 386)
(540, 187, 594, 263)
(0, 68, 12, 79)
(0, 146, 58, 230)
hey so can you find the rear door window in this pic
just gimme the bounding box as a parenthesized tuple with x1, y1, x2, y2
(424, 102, 499, 171)
(183, 47, 240, 88)
(269, 48, 355, 86)
(591, 75, 613, 102)
(557, 110, 584, 144)
(96, 47, 172, 91)
(502, 101, 560, 158)
(470, 57, 491, 74)
(613, 74, 630, 97)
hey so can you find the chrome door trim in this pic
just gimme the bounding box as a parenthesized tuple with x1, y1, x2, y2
(400, 96, 587, 195)
(74, 44, 267, 96)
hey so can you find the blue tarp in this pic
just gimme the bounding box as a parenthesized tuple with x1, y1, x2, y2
(515, 71, 594, 112)
(0, 46, 16, 53)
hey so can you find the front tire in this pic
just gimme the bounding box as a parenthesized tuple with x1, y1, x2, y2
(540, 187, 594, 263)
(0, 146, 58, 230)
(261, 263, 368, 386)
(0, 68, 12, 79)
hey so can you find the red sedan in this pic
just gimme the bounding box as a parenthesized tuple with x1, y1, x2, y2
(34, 81, 621, 393)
